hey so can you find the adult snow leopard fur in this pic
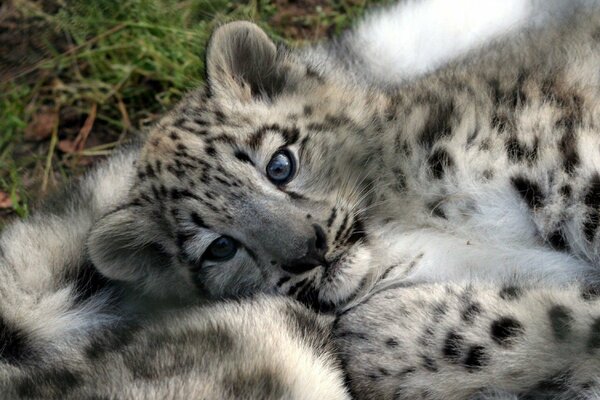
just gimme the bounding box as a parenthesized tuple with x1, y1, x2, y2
(1, 0, 600, 399)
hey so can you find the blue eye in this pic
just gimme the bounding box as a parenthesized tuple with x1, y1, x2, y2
(266, 150, 295, 185)
(204, 236, 237, 262)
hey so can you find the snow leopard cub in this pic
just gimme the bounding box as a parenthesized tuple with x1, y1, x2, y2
(89, 5, 599, 310)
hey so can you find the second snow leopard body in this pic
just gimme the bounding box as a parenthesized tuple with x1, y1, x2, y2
(1, 0, 600, 398)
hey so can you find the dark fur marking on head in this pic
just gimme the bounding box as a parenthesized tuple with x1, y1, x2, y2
(386, 338, 399, 348)
(511, 175, 544, 209)
(176, 231, 194, 249)
(334, 213, 350, 243)
(170, 188, 201, 201)
(346, 218, 366, 245)
(190, 212, 208, 229)
(285, 190, 307, 200)
(205, 146, 216, 157)
(327, 208, 337, 228)
(234, 150, 254, 165)
(490, 317, 524, 347)
(281, 127, 300, 146)
(287, 278, 308, 296)
(548, 305, 573, 341)
(248, 124, 281, 150)
(169, 131, 180, 141)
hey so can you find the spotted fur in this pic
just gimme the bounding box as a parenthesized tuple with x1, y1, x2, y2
(2, 1, 600, 399)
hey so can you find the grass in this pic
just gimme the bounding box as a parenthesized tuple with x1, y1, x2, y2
(0, 0, 387, 227)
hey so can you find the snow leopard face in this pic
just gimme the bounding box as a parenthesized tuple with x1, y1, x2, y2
(88, 22, 383, 310)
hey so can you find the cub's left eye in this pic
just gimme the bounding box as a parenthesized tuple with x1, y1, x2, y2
(266, 150, 296, 185)
(204, 236, 238, 262)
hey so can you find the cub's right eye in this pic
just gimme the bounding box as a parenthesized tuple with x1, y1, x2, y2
(204, 236, 238, 262)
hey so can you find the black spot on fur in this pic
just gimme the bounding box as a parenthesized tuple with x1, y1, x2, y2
(428, 148, 454, 179)
(427, 201, 446, 219)
(583, 174, 600, 242)
(528, 371, 572, 397)
(422, 355, 438, 372)
(499, 286, 522, 301)
(560, 185, 572, 198)
(443, 331, 464, 362)
(17, 369, 82, 398)
(581, 285, 600, 301)
(588, 318, 600, 350)
(234, 150, 254, 165)
(461, 302, 482, 324)
(214, 110, 226, 123)
(285, 305, 331, 352)
(558, 130, 580, 174)
(511, 175, 544, 209)
(419, 100, 455, 149)
(463, 345, 488, 371)
(491, 112, 510, 132)
(505, 136, 538, 163)
(223, 368, 286, 399)
(0, 315, 29, 364)
(125, 327, 234, 381)
(86, 324, 139, 360)
(549, 305, 573, 341)
(547, 229, 568, 251)
(505, 137, 525, 162)
(386, 338, 399, 348)
(432, 302, 448, 322)
(205, 146, 216, 157)
(490, 317, 524, 346)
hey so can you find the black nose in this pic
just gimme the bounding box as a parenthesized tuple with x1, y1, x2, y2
(281, 225, 328, 274)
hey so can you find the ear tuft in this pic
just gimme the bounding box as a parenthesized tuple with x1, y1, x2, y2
(206, 21, 288, 100)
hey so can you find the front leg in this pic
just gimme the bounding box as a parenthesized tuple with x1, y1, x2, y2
(334, 282, 600, 400)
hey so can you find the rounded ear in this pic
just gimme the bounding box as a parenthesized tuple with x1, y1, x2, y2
(206, 21, 289, 101)
(87, 207, 172, 284)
